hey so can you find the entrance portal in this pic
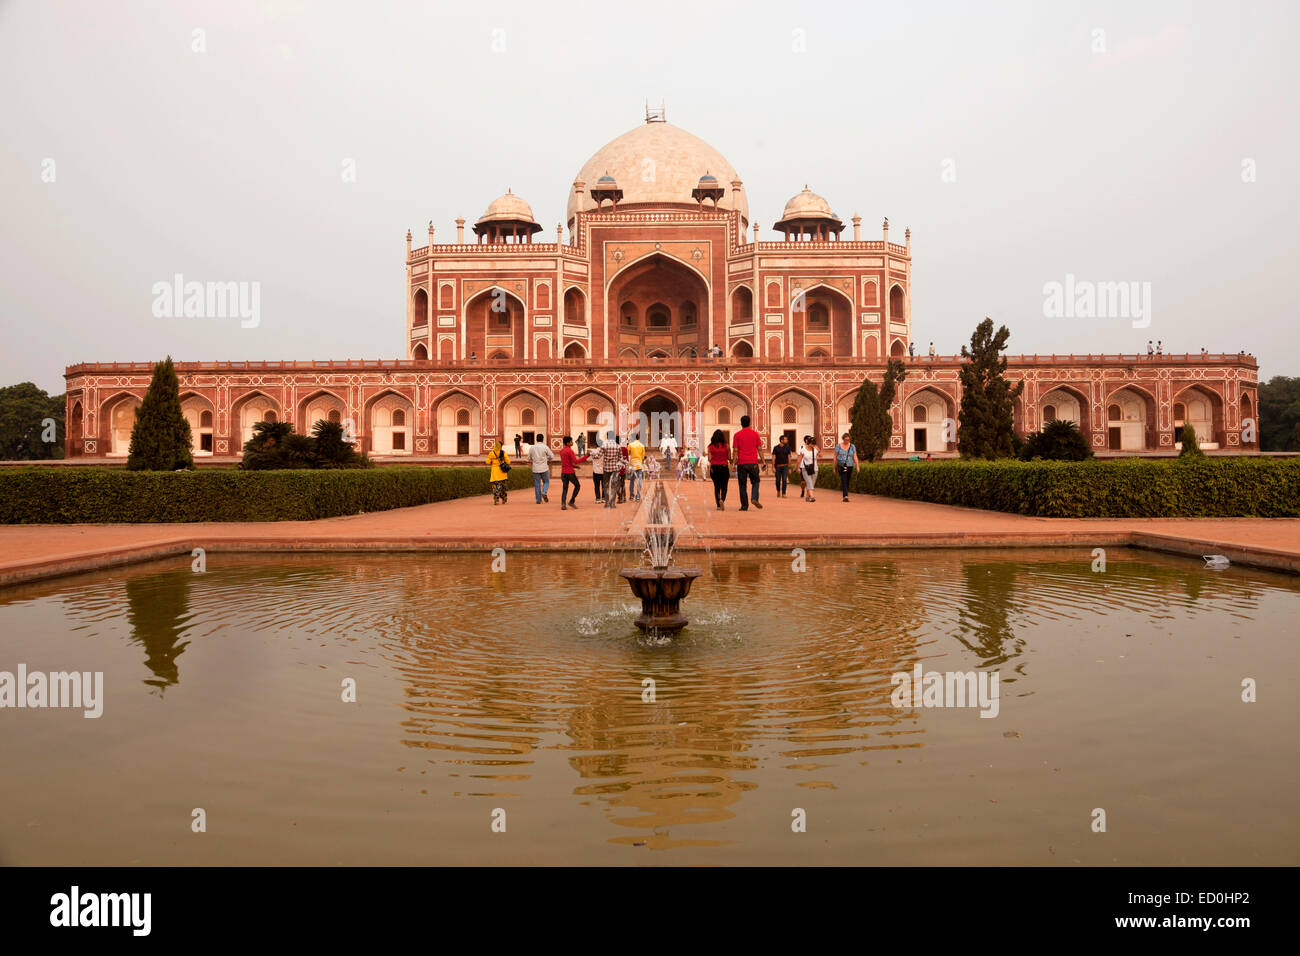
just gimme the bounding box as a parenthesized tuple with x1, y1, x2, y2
(636, 394, 680, 446)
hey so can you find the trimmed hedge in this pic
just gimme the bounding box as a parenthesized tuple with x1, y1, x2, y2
(0, 465, 534, 524)
(816, 458, 1300, 517)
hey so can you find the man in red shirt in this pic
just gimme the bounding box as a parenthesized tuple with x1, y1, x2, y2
(559, 435, 590, 510)
(731, 415, 764, 511)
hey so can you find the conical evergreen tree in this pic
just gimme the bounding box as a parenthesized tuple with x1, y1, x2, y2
(849, 357, 908, 461)
(1178, 423, 1205, 457)
(957, 318, 1024, 459)
(127, 357, 193, 471)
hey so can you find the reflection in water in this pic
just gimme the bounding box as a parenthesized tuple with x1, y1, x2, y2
(2, 547, 1296, 864)
(124, 571, 192, 692)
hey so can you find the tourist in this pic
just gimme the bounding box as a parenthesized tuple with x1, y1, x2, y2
(799, 435, 818, 502)
(627, 433, 647, 501)
(646, 452, 660, 482)
(559, 435, 589, 511)
(908, 342, 915, 358)
(732, 414, 764, 511)
(592, 434, 606, 502)
(602, 436, 623, 508)
(528, 435, 556, 504)
(514, 433, 522, 456)
(1156, 340, 1163, 355)
(707, 428, 731, 509)
(1201, 347, 1208, 358)
(928, 341, 935, 360)
(576, 433, 586, 456)
(772, 434, 792, 497)
(487, 439, 511, 506)
(1147, 340, 1154, 358)
(617, 438, 630, 502)
(834, 432, 860, 502)
(660, 431, 678, 472)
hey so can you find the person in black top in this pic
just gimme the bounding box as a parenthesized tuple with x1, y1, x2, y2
(772, 435, 792, 497)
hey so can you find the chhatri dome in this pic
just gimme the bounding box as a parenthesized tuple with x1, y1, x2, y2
(474, 188, 542, 242)
(567, 115, 748, 225)
(774, 185, 844, 239)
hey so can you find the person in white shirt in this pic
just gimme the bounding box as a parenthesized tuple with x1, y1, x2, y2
(799, 435, 818, 502)
(528, 436, 556, 503)
(659, 433, 678, 472)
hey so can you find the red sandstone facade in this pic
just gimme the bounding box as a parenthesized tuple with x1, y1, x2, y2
(63, 116, 1259, 461)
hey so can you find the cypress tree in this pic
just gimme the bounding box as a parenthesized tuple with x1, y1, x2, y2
(957, 318, 1024, 459)
(850, 357, 908, 461)
(127, 357, 193, 471)
(1178, 423, 1205, 457)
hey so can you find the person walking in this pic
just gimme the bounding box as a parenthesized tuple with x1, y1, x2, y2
(799, 435, 818, 502)
(659, 432, 677, 474)
(528, 435, 556, 504)
(559, 435, 589, 511)
(591, 434, 607, 502)
(617, 438, 630, 502)
(772, 434, 792, 497)
(602, 435, 623, 509)
(834, 432, 860, 502)
(707, 429, 731, 509)
(732, 414, 764, 511)
(487, 439, 511, 506)
(908, 341, 915, 358)
(928, 341, 935, 360)
(627, 434, 647, 501)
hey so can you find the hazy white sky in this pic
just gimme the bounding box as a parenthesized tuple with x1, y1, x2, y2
(2, 0, 1296, 395)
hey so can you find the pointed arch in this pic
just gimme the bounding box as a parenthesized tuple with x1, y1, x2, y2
(769, 387, 818, 447)
(433, 389, 481, 455)
(100, 390, 143, 457)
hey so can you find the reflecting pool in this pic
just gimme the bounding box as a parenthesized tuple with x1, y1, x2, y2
(0, 548, 1296, 865)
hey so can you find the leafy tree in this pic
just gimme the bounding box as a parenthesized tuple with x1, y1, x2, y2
(849, 357, 908, 462)
(957, 318, 1024, 459)
(1178, 423, 1205, 458)
(1019, 419, 1093, 460)
(0, 382, 64, 459)
(1258, 376, 1300, 451)
(127, 357, 193, 471)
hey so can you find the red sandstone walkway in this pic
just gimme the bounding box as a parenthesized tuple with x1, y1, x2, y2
(1, 479, 1298, 585)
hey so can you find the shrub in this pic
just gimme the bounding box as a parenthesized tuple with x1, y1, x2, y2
(0, 466, 533, 524)
(1018, 420, 1094, 461)
(240, 419, 372, 469)
(816, 458, 1300, 517)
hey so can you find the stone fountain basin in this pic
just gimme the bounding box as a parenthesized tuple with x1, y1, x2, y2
(619, 566, 702, 632)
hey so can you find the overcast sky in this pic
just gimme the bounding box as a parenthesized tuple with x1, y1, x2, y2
(2, 0, 1296, 395)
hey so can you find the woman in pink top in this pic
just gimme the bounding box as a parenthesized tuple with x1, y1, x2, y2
(707, 429, 731, 510)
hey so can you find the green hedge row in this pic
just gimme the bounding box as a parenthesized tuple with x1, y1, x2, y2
(0, 465, 534, 523)
(815, 458, 1300, 517)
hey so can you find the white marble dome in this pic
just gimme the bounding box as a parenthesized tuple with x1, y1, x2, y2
(567, 120, 747, 224)
(477, 189, 539, 226)
(778, 186, 838, 222)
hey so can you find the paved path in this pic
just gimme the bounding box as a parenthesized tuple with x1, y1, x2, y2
(1, 477, 1298, 585)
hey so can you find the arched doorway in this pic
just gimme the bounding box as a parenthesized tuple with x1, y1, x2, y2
(635, 392, 681, 447)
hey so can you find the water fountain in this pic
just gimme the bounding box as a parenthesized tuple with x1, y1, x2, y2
(620, 481, 701, 635)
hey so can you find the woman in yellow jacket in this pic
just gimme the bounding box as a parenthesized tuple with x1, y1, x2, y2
(487, 440, 511, 505)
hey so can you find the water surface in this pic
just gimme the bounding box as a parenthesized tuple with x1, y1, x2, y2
(0, 548, 1296, 865)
